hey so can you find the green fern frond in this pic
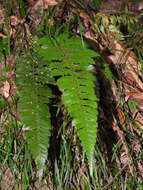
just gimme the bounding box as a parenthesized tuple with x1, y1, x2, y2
(16, 54, 52, 177)
(94, 13, 137, 40)
(36, 33, 99, 176)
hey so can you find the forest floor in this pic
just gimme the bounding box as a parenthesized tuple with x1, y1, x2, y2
(0, 0, 143, 190)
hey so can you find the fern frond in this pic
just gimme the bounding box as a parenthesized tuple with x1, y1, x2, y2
(16, 54, 52, 177)
(36, 33, 99, 175)
(94, 13, 137, 39)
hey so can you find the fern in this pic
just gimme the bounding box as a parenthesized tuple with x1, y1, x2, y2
(94, 13, 137, 39)
(16, 53, 52, 177)
(36, 33, 99, 175)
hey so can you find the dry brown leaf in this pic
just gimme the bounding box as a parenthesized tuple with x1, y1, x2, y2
(1, 81, 10, 99)
(28, 0, 43, 13)
(10, 28, 16, 39)
(117, 108, 126, 125)
(120, 152, 130, 165)
(132, 140, 141, 153)
(10, 84, 17, 97)
(112, 125, 124, 141)
(0, 166, 15, 190)
(43, 0, 59, 8)
(0, 33, 7, 39)
(127, 91, 143, 101)
(10, 16, 21, 26)
(99, 0, 125, 14)
(137, 161, 143, 178)
(0, 4, 5, 24)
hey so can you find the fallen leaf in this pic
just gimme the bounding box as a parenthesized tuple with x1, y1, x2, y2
(10, 16, 21, 26)
(0, 33, 7, 39)
(10, 28, 16, 39)
(0, 4, 5, 24)
(127, 91, 143, 101)
(120, 152, 130, 165)
(117, 108, 126, 125)
(132, 140, 141, 153)
(0, 166, 15, 190)
(1, 81, 10, 99)
(43, 0, 60, 8)
(31, 0, 43, 11)
(137, 162, 143, 178)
